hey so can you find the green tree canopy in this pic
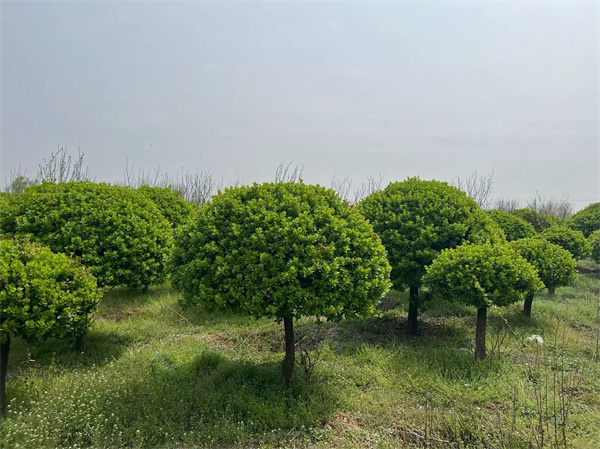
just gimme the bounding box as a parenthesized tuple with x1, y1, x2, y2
(486, 209, 536, 241)
(588, 230, 600, 264)
(510, 208, 552, 232)
(357, 177, 501, 334)
(424, 243, 542, 360)
(170, 181, 391, 381)
(0, 238, 100, 409)
(569, 202, 600, 238)
(0, 182, 173, 289)
(536, 226, 590, 261)
(508, 238, 577, 310)
(137, 185, 195, 229)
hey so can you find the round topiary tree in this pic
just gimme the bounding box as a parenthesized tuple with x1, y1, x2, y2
(358, 178, 500, 335)
(486, 209, 536, 241)
(588, 230, 600, 264)
(137, 185, 195, 229)
(0, 182, 173, 289)
(510, 209, 552, 233)
(170, 182, 391, 382)
(0, 239, 100, 410)
(424, 244, 542, 360)
(508, 238, 577, 310)
(536, 226, 590, 262)
(569, 202, 600, 238)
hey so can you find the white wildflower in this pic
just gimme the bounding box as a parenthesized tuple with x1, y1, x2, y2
(526, 334, 544, 344)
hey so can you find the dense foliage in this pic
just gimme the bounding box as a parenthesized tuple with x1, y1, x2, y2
(0, 182, 173, 289)
(424, 244, 541, 308)
(424, 243, 542, 359)
(569, 202, 600, 238)
(137, 185, 194, 229)
(588, 230, 600, 264)
(462, 209, 507, 245)
(510, 208, 551, 232)
(508, 239, 576, 291)
(508, 238, 577, 310)
(0, 238, 100, 409)
(171, 181, 391, 380)
(357, 177, 498, 334)
(0, 238, 100, 342)
(486, 209, 536, 241)
(358, 178, 482, 290)
(171, 182, 391, 319)
(536, 226, 590, 261)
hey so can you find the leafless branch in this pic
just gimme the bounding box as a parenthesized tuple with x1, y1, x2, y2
(452, 169, 494, 209)
(275, 161, 304, 183)
(352, 173, 385, 204)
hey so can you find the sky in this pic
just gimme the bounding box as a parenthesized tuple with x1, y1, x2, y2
(1, 1, 598, 210)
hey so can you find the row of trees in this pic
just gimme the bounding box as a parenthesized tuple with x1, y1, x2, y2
(0, 182, 192, 409)
(170, 178, 594, 376)
(1, 174, 599, 403)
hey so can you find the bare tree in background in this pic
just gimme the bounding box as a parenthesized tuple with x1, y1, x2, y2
(275, 161, 304, 183)
(4, 147, 93, 193)
(495, 197, 521, 212)
(4, 166, 36, 194)
(122, 161, 222, 206)
(122, 160, 166, 188)
(452, 170, 494, 209)
(352, 173, 385, 204)
(38, 147, 93, 183)
(528, 192, 573, 220)
(331, 174, 353, 202)
(173, 170, 222, 206)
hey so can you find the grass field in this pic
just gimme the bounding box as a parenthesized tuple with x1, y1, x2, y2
(1, 269, 599, 449)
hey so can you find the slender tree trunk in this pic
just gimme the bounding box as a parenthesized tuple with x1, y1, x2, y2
(475, 307, 487, 361)
(0, 333, 10, 411)
(141, 286, 149, 294)
(407, 286, 419, 336)
(281, 316, 295, 384)
(548, 286, 556, 297)
(75, 333, 87, 352)
(523, 293, 534, 317)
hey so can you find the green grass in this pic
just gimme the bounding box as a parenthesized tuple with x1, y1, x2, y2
(1, 274, 600, 448)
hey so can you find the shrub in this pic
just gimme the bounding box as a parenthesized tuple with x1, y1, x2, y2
(536, 226, 590, 261)
(588, 230, 600, 264)
(0, 238, 100, 409)
(510, 208, 552, 232)
(508, 238, 577, 310)
(486, 209, 536, 241)
(569, 202, 600, 237)
(357, 178, 498, 334)
(463, 209, 507, 245)
(137, 185, 195, 229)
(424, 244, 542, 360)
(0, 182, 173, 289)
(170, 182, 391, 382)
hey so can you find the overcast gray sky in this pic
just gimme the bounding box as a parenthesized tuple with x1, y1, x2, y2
(1, 1, 598, 209)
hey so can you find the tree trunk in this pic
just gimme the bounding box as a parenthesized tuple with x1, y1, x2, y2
(281, 316, 295, 384)
(475, 307, 487, 361)
(141, 286, 149, 294)
(523, 293, 534, 317)
(75, 333, 87, 352)
(0, 333, 10, 411)
(548, 286, 556, 297)
(407, 286, 419, 335)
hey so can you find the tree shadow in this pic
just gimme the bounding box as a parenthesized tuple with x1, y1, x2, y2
(335, 312, 472, 349)
(499, 309, 548, 333)
(99, 284, 173, 315)
(8, 328, 134, 375)
(87, 351, 339, 447)
(180, 304, 265, 330)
